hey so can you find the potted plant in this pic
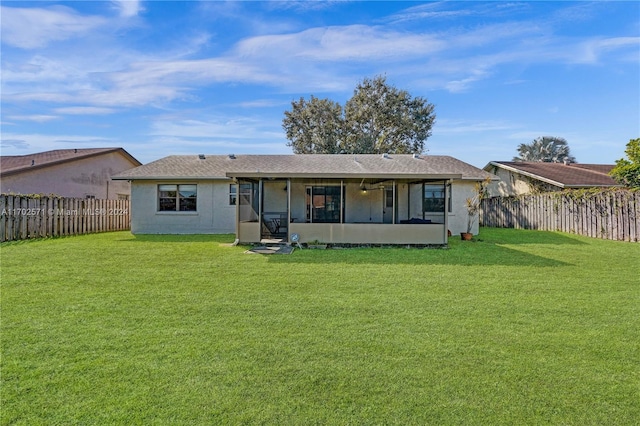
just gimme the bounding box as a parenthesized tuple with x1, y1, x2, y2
(462, 177, 491, 240)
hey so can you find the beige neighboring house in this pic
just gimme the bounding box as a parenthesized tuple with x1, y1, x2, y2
(483, 161, 622, 197)
(0, 148, 141, 199)
(113, 153, 493, 245)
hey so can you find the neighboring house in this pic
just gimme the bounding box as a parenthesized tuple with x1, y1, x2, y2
(0, 148, 141, 199)
(483, 161, 622, 197)
(113, 154, 493, 245)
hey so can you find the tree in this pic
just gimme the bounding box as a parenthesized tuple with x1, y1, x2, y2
(283, 75, 436, 154)
(609, 138, 640, 189)
(342, 76, 436, 154)
(513, 136, 576, 163)
(282, 96, 344, 154)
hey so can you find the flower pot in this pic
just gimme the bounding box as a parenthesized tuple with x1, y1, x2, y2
(460, 232, 473, 241)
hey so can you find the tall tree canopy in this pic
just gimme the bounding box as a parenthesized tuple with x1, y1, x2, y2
(513, 136, 576, 163)
(282, 96, 344, 154)
(283, 76, 436, 154)
(609, 138, 640, 189)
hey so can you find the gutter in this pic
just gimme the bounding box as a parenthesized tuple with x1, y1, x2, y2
(225, 172, 463, 180)
(111, 175, 232, 181)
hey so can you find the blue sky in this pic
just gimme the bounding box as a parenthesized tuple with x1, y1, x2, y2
(1, 1, 638, 168)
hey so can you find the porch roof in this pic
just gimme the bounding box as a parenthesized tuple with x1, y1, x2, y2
(114, 154, 491, 181)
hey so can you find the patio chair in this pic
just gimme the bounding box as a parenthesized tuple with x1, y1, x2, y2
(277, 214, 288, 234)
(262, 219, 279, 237)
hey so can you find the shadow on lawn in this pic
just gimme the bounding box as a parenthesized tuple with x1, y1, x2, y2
(267, 241, 572, 268)
(477, 228, 588, 245)
(119, 234, 236, 244)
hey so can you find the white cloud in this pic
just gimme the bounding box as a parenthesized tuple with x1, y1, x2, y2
(574, 37, 640, 64)
(386, 3, 475, 24)
(54, 107, 117, 115)
(112, 0, 143, 18)
(0, 5, 106, 49)
(7, 115, 59, 123)
(0, 132, 117, 156)
(150, 116, 283, 141)
(235, 25, 445, 62)
(1, 139, 30, 149)
(235, 99, 290, 108)
(445, 70, 490, 93)
(435, 119, 517, 134)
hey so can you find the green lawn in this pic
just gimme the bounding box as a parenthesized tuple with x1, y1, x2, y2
(1, 228, 638, 425)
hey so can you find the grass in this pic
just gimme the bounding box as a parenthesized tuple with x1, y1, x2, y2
(1, 228, 638, 425)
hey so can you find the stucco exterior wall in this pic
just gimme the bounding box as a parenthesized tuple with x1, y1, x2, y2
(1, 151, 136, 199)
(448, 180, 480, 235)
(486, 167, 559, 197)
(130, 180, 236, 234)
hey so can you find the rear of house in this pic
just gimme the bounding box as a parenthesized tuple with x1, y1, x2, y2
(114, 154, 493, 245)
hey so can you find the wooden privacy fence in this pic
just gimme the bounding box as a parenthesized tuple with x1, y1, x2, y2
(1, 195, 130, 242)
(480, 190, 639, 242)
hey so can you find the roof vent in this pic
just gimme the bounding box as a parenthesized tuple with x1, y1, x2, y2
(413, 153, 421, 159)
(382, 153, 390, 159)
(31, 159, 35, 166)
(563, 158, 571, 165)
(74, 149, 78, 153)
(228, 154, 236, 159)
(198, 154, 206, 160)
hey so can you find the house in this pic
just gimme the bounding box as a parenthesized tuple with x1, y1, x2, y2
(483, 161, 622, 197)
(0, 148, 141, 199)
(113, 154, 493, 245)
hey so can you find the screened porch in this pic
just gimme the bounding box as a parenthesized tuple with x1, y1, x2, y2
(235, 178, 451, 245)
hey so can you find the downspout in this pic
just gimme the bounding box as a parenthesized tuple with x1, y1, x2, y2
(259, 179, 264, 241)
(443, 180, 450, 244)
(234, 180, 240, 242)
(392, 180, 396, 224)
(340, 180, 344, 224)
(287, 178, 291, 242)
(422, 181, 426, 220)
(407, 183, 411, 221)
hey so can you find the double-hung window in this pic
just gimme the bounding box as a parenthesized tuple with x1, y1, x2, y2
(158, 184, 197, 212)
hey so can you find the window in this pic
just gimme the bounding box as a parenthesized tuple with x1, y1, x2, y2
(385, 188, 394, 209)
(229, 184, 237, 205)
(423, 183, 451, 213)
(306, 186, 343, 223)
(158, 184, 197, 212)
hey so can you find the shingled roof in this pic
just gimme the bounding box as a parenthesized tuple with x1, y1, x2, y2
(485, 161, 621, 188)
(0, 148, 141, 177)
(113, 154, 492, 181)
